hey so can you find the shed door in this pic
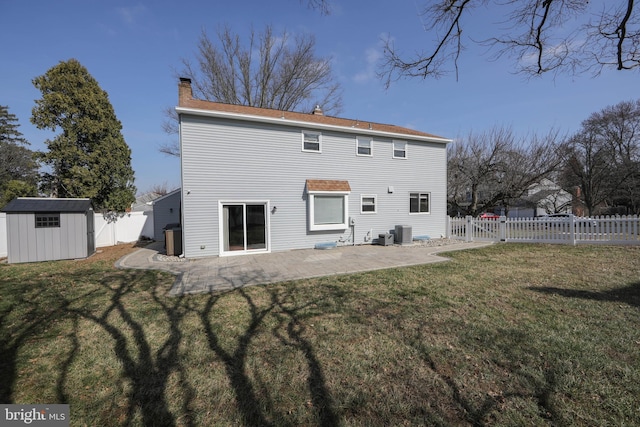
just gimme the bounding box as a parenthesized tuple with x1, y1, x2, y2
(87, 212, 95, 255)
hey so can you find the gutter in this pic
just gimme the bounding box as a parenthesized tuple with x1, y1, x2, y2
(175, 106, 452, 145)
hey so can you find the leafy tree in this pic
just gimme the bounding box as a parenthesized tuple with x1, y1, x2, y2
(378, 0, 640, 85)
(0, 105, 39, 205)
(161, 24, 343, 156)
(31, 59, 136, 212)
(448, 126, 561, 216)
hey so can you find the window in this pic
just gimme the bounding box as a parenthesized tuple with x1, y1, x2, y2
(35, 213, 60, 228)
(309, 194, 349, 231)
(409, 193, 430, 214)
(393, 140, 407, 159)
(361, 195, 377, 214)
(356, 136, 372, 156)
(302, 131, 321, 152)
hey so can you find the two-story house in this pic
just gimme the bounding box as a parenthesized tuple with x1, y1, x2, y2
(176, 78, 451, 258)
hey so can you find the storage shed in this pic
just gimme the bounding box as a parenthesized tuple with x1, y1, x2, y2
(1, 198, 95, 264)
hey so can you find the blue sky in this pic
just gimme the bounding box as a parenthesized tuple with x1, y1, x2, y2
(2, 1, 637, 194)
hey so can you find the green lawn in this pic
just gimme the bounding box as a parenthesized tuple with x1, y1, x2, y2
(1, 243, 639, 426)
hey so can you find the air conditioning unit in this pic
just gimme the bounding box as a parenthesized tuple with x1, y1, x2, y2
(378, 233, 393, 246)
(395, 225, 412, 245)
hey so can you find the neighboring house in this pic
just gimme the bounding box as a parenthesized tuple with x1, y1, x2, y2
(176, 78, 451, 258)
(1, 198, 95, 263)
(152, 188, 181, 241)
(505, 179, 572, 218)
(131, 192, 161, 212)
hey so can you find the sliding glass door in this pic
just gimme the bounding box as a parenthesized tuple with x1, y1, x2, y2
(221, 202, 268, 254)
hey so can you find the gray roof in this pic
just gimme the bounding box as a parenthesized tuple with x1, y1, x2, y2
(1, 198, 93, 213)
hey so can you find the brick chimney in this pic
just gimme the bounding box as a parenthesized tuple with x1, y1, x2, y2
(178, 77, 193, 106)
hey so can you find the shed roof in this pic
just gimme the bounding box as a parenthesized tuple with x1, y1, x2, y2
(1, 198, 93, 213)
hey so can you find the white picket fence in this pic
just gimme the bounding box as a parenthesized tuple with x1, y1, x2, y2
(448, 215, 640, 245)
(0, 211, 155, 258)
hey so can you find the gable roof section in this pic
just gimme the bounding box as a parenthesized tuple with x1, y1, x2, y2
(176, 79, 451, 144)
(152, 188, 181, 204)
(306, 179, 351, 193)
(1, 198, 93, 213)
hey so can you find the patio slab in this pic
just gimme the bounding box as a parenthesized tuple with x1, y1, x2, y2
(115, 240, 492, 296)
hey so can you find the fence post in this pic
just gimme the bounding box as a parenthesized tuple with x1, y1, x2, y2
(500, 216, 507, 242)
(465, 215, 473, 242)
(569, 214, 576, 245)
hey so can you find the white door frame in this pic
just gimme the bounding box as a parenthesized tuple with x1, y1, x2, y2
(218, 200, 271, 257)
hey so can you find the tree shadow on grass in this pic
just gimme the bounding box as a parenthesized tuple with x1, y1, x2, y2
(0, 267, 197, 426)
(528, 282, 640, 309)
(67, 271, 195, 427)
(268, 287, 339, 427)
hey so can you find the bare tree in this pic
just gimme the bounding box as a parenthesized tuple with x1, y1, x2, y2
(448, 126, 561, 216)
(161, 25, 343, 156)
(559, 132, 613, 216)
(561, 99, 640, 214)
(380, 0, 640, 85)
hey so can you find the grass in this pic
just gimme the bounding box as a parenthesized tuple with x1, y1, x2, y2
(1, 243, 639, 426)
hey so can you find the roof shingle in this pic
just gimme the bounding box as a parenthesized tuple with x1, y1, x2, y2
(306, 180, 351, 192)
(1, 198, 93, 213)
(177, 78, 448, 141)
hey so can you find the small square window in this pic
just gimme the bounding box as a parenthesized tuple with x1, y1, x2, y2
(409, 193, 430, 214)
(35, 213, 60, 228)
(393, 140, 407, 159)
(356, 136, 372, 156)
(361, 195, 377, 214)
(302, 131, 321, 152)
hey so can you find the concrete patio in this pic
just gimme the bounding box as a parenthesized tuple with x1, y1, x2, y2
(116, 240, 492, 296)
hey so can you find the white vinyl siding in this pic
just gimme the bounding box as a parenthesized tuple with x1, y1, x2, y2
(356, 136, 372, 156)
(393, 140, 407, 159)
(179, 114, 448, 258)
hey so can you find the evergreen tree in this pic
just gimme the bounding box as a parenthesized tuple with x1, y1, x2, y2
(0, 105, 39, 206)
(31, 59, 136, 212)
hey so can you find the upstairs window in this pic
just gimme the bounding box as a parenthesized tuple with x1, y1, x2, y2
(409, 192, 430, 214)
(393, 140, 407, 159)
(356, 136, 372, 156)
(302, 131, 321, 152)
(35, 213, 60, 228)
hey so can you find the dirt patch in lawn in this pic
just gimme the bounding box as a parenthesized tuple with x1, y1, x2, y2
(83, 242, 147, 264)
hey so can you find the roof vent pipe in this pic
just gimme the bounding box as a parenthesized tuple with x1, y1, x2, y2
(312, 105, 323, 115)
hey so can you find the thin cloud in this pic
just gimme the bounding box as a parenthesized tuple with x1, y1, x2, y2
(353, 47, 382, 83)
(117, 4, 147, 25)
